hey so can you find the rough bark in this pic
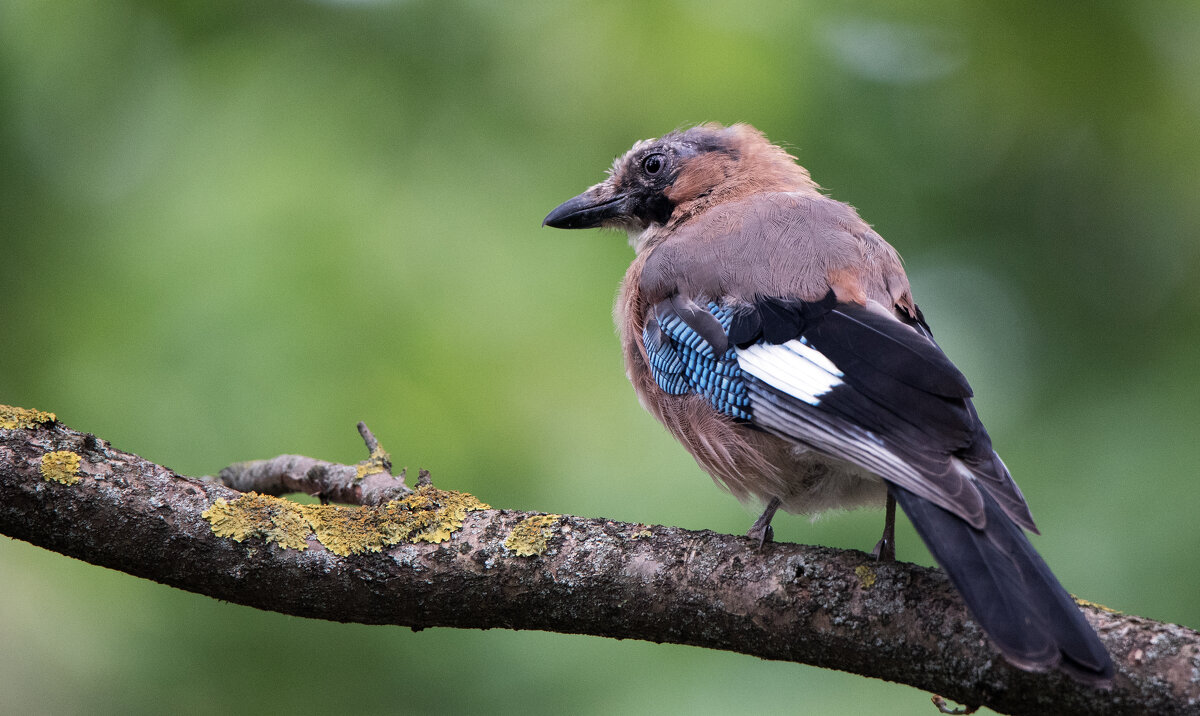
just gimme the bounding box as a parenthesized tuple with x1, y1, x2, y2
(0, 410, 1197, 715)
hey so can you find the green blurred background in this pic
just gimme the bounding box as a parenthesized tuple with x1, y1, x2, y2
(2, 1, 1198, 713)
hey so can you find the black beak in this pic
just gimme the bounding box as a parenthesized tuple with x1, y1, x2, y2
(543, 189, 630, 229)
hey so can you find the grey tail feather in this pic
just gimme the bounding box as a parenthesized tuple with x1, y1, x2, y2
(891, 485, 1114, 686)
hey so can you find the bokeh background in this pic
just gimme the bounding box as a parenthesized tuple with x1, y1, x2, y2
(2, 1, 1198, 713)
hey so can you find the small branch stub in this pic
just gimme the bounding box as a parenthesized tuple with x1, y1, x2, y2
(215, 421, 411, 505)
(933, 695, 981, 714)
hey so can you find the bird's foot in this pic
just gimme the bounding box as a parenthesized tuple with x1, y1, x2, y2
(747, 522, 774, 548)
(871, 535, 895, 562)
(873, 492, 897, 562)
(747, 497, 782, 549)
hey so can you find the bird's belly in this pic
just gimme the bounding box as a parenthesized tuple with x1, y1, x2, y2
(635, 386, 889, 516)
(769, 441, 889, 516)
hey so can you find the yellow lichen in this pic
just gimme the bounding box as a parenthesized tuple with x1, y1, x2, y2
(854, 563, 877, 589)
(632, 528, 652, 539)
(390, 485, 491, 544)
(355, 444, 391, 480)
(504, 514, 563, 557)
(201, 485, 490, 556)
(304, 501, 406, 556)
(39, 450, 81, 485)
(1, 405, 56, 430)
(1074, 597, 1120, 614)
(202, 493, 312, 551)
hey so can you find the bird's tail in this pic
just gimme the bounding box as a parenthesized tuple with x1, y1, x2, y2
(891, 485, 1114, 686)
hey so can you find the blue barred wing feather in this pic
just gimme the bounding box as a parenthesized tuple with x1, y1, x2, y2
(643, 297, 750, 420)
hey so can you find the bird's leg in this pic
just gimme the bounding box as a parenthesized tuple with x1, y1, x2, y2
(872, 493, 897, 561)
(747, 497, 782, 548)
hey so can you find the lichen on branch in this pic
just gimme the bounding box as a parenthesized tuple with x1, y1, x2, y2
(203, 485, 490, 556)
(0, 404, 56, 430)
(504, 514, 563, 556)
(39, 450, 82, 485)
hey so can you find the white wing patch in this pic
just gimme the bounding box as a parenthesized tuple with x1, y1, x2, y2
(736, 339, 844, 406)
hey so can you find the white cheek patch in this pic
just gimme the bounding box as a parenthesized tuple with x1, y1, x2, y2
(736, 340, 844, 406)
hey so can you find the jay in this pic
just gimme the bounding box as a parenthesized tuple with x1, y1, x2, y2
(543, 123, 1113, 685)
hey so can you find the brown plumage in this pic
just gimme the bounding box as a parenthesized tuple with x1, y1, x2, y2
(580, 124, 926, 514)
(544, 122, 1113, 685)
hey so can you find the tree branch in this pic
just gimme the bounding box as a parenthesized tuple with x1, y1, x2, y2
(1, 406, 1196, 715)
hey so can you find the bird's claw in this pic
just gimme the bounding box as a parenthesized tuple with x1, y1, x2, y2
(747, 496, 782, 549)
(872, 536, 895, 562)
(747, 523, 774, 548)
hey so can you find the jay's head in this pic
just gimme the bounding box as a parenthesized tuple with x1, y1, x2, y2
(544, 123, 817, 241)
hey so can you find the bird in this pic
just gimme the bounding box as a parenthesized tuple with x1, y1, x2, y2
(542, 122, 1114, 686)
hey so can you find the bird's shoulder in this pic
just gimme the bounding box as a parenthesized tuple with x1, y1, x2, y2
(638, 192, 906, 307)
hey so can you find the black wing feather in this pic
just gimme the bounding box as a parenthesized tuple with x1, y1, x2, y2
(729, 294, 1034, 531)
(810, 306, 973, 398)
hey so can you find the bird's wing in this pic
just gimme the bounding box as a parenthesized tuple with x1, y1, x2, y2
(643, 291, 1035, 531)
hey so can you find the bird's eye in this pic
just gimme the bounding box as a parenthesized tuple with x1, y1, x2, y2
(642, 153, 665, 175)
